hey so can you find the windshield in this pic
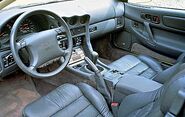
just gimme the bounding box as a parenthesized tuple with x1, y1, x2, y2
(0, 0, 68, 9)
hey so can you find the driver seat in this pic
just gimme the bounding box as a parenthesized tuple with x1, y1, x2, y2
(23, 64, 185, 117)
(23, 83, 113, 117)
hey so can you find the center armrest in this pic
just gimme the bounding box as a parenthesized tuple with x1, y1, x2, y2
(115, 74, 162, 95)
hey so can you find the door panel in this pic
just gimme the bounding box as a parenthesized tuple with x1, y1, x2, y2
(114, 3, 185, 59)
(163, 16, 185, 30)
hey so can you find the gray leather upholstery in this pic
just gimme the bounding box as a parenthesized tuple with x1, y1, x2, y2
(23, 83, 113, 117)
(118, 63, 185, 117)
(23, 64, 185, 117)
(109, 55, 163, 79)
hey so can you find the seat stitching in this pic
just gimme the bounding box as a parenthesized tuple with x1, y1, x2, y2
(77, 86, 105, 116)
(126, 62, 148, 74)
(50, 95, 83, 116)
(124, 62, 140, 73)
(74, 104, 91, 117)
(138, 68, 149, 75)
(45, 95, 60, 107)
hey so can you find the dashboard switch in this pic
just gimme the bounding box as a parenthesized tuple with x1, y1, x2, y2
(153, 16, 160, 24)
(2, 53, 15, 68)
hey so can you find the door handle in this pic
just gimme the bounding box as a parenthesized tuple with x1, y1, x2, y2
(144, 22, 156, 46)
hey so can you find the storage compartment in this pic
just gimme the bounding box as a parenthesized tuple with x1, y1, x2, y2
(115, 74, 162, 95)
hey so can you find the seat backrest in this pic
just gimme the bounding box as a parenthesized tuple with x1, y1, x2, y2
(154, 62, 182, 84)
(159, 64, 185, 114)
(117, 64, 185, 117)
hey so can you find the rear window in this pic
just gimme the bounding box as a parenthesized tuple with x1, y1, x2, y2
(128, 0, 185, 10)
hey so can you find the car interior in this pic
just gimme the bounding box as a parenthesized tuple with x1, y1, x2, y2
(0, 0, 185, 117)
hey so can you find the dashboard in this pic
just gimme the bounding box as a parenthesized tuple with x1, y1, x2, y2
(0, 0, 125, 78)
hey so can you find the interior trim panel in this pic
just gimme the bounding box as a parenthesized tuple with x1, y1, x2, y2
(124, 3, 185, 57)
(163, 16, 185, 30)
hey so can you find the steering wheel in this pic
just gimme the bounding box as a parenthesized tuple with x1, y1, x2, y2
(10, 10, 73, 78)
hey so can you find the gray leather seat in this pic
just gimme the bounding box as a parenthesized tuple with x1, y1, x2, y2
(109, 55, 163, 79)
(23, 83, 113, 117)
(23, 63, 185, 117)
(118, 63, 185, 117)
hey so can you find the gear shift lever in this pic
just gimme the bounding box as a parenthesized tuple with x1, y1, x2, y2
(92, 51, 99, 65)
(84, 57, 111, 102)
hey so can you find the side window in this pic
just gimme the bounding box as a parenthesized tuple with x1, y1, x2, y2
(128, 0, 185, 10)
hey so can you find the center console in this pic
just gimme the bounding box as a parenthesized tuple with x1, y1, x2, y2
(64, 15, 163, 104)
(103, 68, 162, 103)
(62, 15, 110, 80)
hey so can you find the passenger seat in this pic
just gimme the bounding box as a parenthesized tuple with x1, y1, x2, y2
(109, 55, 163, 80)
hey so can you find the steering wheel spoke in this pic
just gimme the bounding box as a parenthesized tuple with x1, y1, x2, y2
(16, 41, 27, 50)
(61, 49, 70, 56)
(28, 66, 37, 72)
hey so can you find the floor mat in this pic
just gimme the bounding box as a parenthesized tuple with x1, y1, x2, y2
(0, 71, 40, 117)
(33, 69, 96, 96)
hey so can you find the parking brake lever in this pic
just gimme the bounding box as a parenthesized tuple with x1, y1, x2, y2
(84, 57, 111, 102)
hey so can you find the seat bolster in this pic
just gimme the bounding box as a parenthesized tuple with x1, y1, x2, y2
(77, 83, 113, 117)
(138, 55, 163, 73)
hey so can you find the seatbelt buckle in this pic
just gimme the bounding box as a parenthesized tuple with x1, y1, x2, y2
(111, 102, 119, 107)
(111, 102, 119, 117)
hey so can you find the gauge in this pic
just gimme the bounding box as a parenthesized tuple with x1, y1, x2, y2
(80, 16, 87, 24)
(0, 23, 12, 44)
(19, 19, 37, 35)
(69, 17, 77, 25)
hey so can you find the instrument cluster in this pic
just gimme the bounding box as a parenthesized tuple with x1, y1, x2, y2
(0, 18, 39, 49)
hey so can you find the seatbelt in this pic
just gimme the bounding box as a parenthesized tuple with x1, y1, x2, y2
(165, 88, 185, 117)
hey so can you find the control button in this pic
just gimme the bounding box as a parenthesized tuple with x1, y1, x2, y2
(141, 13, 160, 24)
(2, 53, 15, 68)
(20, 41, 26, 48)
(89, 26, 97, 32)
(112, 69, 119, 73)
(145, 14, 152, 21)
(152, 16, 160, 24)
(55, 29, 63, 34)
(120, 72, 124, 75)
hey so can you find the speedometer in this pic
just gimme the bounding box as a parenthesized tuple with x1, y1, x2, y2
(19, 19, 37, 35)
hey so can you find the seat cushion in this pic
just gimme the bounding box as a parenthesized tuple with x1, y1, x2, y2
(109, 55, 163, 79)
(23, 83, 113, 117)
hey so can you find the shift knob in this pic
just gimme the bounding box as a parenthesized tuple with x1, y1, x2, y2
(92, 51, 99, 64)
